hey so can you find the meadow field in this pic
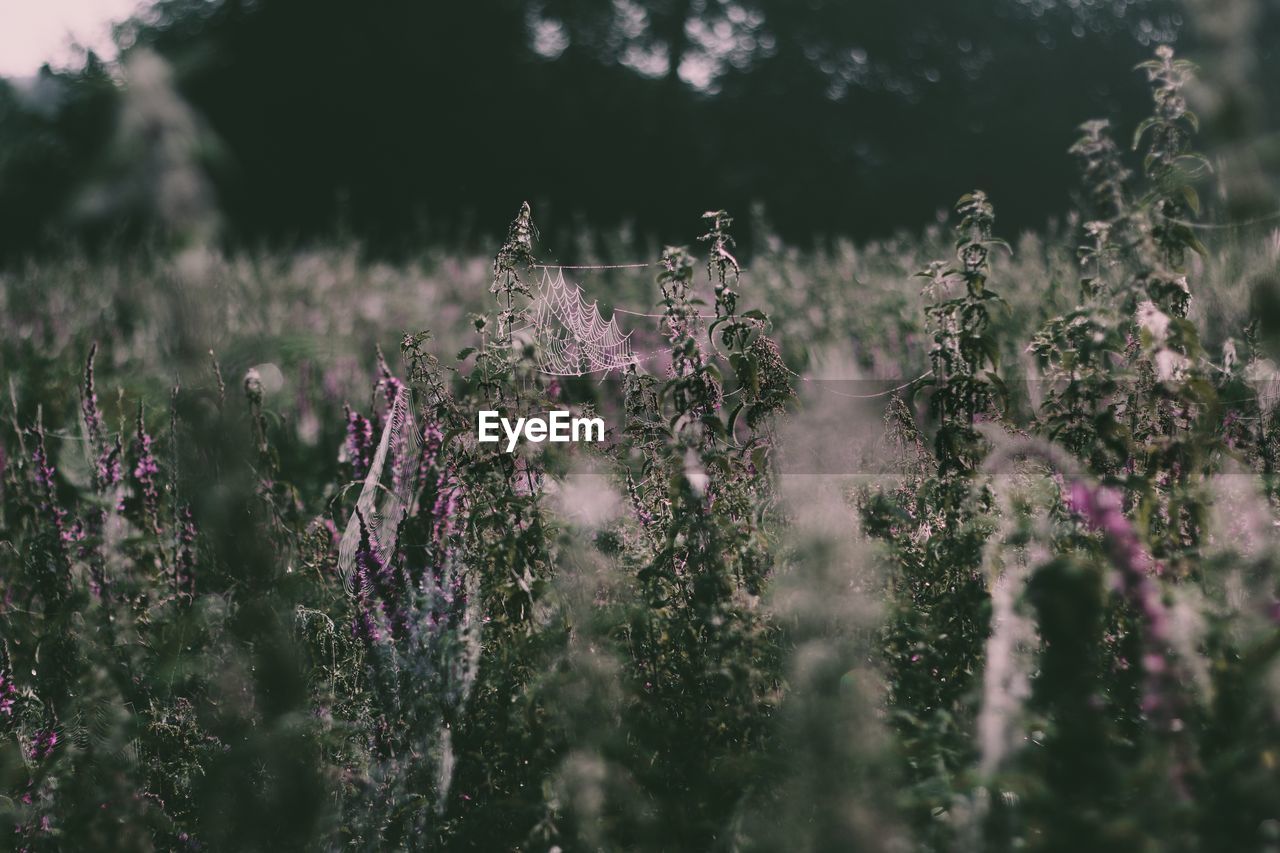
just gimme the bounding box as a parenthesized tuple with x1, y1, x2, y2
(3, 39, 1280, 852)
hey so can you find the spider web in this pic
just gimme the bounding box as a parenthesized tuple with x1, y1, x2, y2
(526, 268, 637, 376)
(337, 383, 422, 593)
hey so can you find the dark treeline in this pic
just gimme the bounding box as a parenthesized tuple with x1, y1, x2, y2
(0, 0, 1276, 262)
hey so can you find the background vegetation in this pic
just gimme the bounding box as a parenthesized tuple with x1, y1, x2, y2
(2, 0, 1278, 261)
(3, 0, 1280, 851)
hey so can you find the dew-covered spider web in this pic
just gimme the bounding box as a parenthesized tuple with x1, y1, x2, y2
(337, 383, 422, 593)
(526, 267, 637, 376)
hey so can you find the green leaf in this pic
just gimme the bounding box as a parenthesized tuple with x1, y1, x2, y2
(701, 415, 729, 440)
(726, 401, 745, 436)
(1133, 117, 1158, 150)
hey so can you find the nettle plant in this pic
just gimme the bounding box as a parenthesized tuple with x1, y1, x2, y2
(551, 211, 794, 850)
(322, 204, 799, 851)
(860, 190, 1009, 832)
(957, 45, 1280, 852)
(921, 190, 1010, 475)
(852, 45, 1280, 852)
(1033, 44, 1219, 571)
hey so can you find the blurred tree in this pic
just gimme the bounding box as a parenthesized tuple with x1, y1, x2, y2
(1, 0, 1277, 262)
(0, 57, 117, 257)
(75, 49, 222, 250)
(1182, 0, 1280, 220)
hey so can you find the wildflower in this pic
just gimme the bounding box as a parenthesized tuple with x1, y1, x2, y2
(350, 513, 400, 643)
(417, 418, 444, 489)
(377, 348, 404, 410)
(0, 665, 15, 718)
(30, 431, 71, 565)
(63, 519, 85, 546)
(352, 605, 380, 647)
(133, 406, 162, 533)
(1066, 480, 1177, 717)
(431, 476, 462, 549)
(28, 728, 57, 762)
(97, 437, 124, 497)
(31, 435, 57, 497)
(343, 406, 374, 480)
(81, 346, 121, 499)
(81, 343, 104, 451)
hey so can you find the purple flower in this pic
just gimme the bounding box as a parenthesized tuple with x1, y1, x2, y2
(350, 513, 396, 645)
(63, 519, 85, 546)
(417, 419, 444, 484)
(0, 666, 16, 718)
(1066, 479, 1178, 720)
(97, 437, 124, 503)
(432, 478, 461, 545)
(319, 517, 340, 549)
(377, 349, 403, 410)
(30, 432, 70, 560)
(352, 606, 381, 647)
(343, 406, 374, 480)
(75, 346, 124, 589)
(133, 407, 161, 533)
(81, 344, 104, 452)
(27, 728, 57, 761)
(31, 438, 56, 496)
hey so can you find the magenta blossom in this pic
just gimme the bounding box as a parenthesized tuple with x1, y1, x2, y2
(343, 406, 374, 481)
(0, 666, 15, 717)
(133, 407, 161, 533)
(28, 728, 57, 761)
(1065, 480, 1177, 719)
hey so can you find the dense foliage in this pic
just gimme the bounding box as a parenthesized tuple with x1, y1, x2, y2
(2, 45, 1280, 851)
